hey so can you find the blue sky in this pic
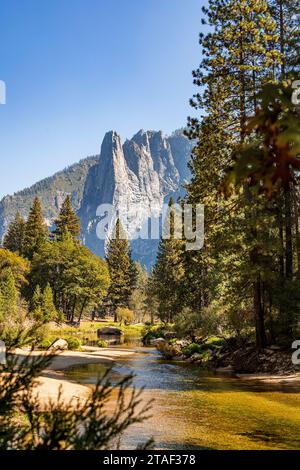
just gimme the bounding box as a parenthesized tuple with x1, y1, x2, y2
(0, 0, 205, 198)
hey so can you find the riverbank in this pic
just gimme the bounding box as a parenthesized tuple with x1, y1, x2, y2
(60, 346, 300, 450)
(156, 338, 300, 377)
(13, 340, 300, 411)
(13, 346, 137, 405)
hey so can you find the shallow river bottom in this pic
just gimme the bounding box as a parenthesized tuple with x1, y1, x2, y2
(64, 347, 300, 450)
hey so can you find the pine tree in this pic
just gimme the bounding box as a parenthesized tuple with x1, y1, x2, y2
(188, 0, 280, 145)
(3, 212, 26, 254)
(269, 0, 300, 78)
(129, 262, 148, 322)
(106, 219, 133, 321)
(145, 269, 159, 325)
(54, 195, 81, 240)
(30, 285, 43, 320)
(185, 0, 284, 348)
(23, 197, 48, 259)
(268, 1, 300, 325)
(152, 199, 185, 323)
(0, 269, 18, 319)
(41, 283, 58, 323)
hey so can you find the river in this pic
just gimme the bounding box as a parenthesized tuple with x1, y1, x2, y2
(64, 346, 300, 450)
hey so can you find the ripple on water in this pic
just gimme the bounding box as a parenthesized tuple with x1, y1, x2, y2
(64, 347, 300, 450)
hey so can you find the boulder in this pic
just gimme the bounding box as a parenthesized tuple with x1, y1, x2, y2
(189, 353, 204, 363)
(49, 338, 68, 351)
(97, 327, 123, 337)
(149, 337, 166, 346)
(164, 332, 177, 340)
(174, 339, 191, 348)
(0, 340, 6, 365)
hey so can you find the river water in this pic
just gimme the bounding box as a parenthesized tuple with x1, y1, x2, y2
(65, 346, 300, 450)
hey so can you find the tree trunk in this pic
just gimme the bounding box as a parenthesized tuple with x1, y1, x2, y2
(70, 298, 77, 323)
(277, 203, 285, 278)
(285, 188, 293, 279)
(253, 272, 267, 349)
(249, 216, 267, 349)
(279, 0, 286, 80)
(293, 189, 300, 279)
(78, 299, 88, 324)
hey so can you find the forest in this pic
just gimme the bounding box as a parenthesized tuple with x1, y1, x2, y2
(0, 0, 299, 453)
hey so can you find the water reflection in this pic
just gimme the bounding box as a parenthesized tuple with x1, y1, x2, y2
(88, 334, 143, 348)
(64, 347, 300, 450)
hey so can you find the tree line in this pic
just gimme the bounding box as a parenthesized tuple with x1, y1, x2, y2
(0, 194, 150, 337)
(149, 0, 300, 349)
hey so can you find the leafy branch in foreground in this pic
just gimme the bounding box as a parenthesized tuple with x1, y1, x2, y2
(223, 82, 300, 198)
(0, 350, 152, 450)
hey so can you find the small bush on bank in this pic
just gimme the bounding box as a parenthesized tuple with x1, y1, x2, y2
(156, 342, 181, 359)
(116, 307, 134, 325)
(174, 307, 220, 340)
(199, 336, 225, 351)
(142, 325, 167, 344)
(97, 339, 108, 348)
(66, 337, 82, 350)
(169, 338, 178, 344)
(38, 338, 52, 350)
(182, 343, 203, 357)
(182, 337, 225, 358)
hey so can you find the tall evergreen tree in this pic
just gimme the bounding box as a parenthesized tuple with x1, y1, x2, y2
(269, 0, 300, 78)
(54, 195, 81, 240)
(129, 262, 148, 322)
(0, 269, 18, 320)
(3, 212, 26, 254)
(186, 0, 282, 347)
(268, 1, 300, 326)
(23, 197, 48, 259)
(41, 283, 58, 323)
(105, 219, 133, 321)
(30, 284, 43, 319)
(152, 198, 185, 323)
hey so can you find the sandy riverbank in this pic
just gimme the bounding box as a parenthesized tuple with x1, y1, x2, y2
(14, 346, 136, 405)
(235, 372, 300, 384)
(13, 346, 300, 406)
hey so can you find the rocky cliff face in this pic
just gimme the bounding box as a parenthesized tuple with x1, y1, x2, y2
(79, 129, 192, 267)
(0, 129, 193, 267)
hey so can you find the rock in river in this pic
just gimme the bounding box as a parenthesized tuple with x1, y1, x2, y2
(149, 337, 166, 346)
(49, 338, 68, 351)
(97, 327, 123, 337)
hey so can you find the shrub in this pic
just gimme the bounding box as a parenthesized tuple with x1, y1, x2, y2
(38, 338, 52, 350)
(66, 337, 82, 351)
(116, 307, 134, 325)
(182, 337, 225, 358)
(156, 342, 181, 359)
(97, 339, 108, 348)
(182, 343, 203, 357)
(169, 338, 178, 344)
(32, 323, 50, 344)
(142, 325, 166, 344)
(204, 336, 225, 349)
(174, 307, 220, 340)
(0, 306, 44, 349)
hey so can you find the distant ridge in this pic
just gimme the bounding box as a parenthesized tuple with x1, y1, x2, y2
(0, 155, 98, 237)
(0, 129, 193, 266)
